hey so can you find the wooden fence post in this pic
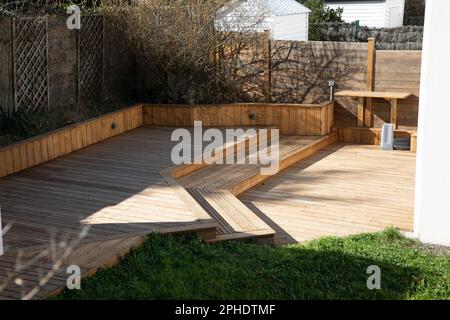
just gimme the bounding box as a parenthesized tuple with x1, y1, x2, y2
(365, 38, 375, 127)
(263, 30, 271, 103)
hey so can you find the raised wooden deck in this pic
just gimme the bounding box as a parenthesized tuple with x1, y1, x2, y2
(239, 143, 416, 244)
(0, 127, 217, 299)
(0, 125, 416, 299)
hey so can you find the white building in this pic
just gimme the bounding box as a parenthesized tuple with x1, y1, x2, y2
(414, 0, 450, 246)
(325, 0, 405, 28)
(216, 0, 311, 41)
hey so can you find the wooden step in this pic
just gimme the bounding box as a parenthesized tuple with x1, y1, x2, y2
(165, 132, 337, 244)
(178, 134, 337, 195)
(187, 188, 275, 243)
(230, 134, 336, 195)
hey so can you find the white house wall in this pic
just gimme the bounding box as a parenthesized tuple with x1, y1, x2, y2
(414, 0, 450, 246)
(271, 14, 308, 41)
(326, 1, 387, 28)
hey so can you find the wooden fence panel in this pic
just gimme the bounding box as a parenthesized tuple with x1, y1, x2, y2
(373, 50, 422, 129)
(271, 41, 368, 104)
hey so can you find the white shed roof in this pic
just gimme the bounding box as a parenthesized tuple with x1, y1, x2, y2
(221, 0, 311, 17)
(261, 0, 311, 16)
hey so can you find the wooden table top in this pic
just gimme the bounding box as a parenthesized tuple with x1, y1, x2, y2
(335, 90, 412, 99)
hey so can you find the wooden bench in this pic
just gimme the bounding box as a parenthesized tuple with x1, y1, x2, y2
(335, 90, 412, 129)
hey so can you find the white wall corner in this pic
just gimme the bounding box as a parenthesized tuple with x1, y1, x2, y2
(414, 0, 450, 246)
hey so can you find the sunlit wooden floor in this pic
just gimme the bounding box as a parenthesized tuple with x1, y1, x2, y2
(0, 127, 417, 299)
(239, 143, 416, 244)
(0, 127, 214, 251)
(0, 127, 217, 300)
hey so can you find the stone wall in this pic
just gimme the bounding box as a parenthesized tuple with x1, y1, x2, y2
(0, 18, 13, 106)
(47, 15, 78, 108)
(312, 23, 423, 50)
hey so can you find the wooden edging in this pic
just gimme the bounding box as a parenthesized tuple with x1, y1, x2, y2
(0, 104, 143, 178)
(160, 168, 217, 226)
(229, 133, 337, 196)
(143, 102, 334, 136)
(336, 127, 417, 152)
(45, 222, 218, 298)
(1, 102, 336, 179)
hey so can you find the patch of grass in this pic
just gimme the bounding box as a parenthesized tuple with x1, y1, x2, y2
(57, 229, 450, 300)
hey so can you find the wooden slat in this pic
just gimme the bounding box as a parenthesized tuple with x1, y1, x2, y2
(240, 143, 416, 244)
(335, 90, 412, 100)
(390, 98, 398, 129)
(336, 127, 416, 149)
(357, 97, 364, 127)
(142, 103, 333, 136)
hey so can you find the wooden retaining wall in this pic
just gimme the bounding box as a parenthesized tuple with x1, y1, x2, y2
(0, 104, 143, 178)
(143, 102, 334, 136)
(0, 102, 334, 179)
(336, 127, 417, 152)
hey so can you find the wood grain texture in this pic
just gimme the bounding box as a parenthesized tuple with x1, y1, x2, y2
(334, 50, 421, 130)
(335, 90, 412, 99)
(172, 134, 336, 243)
(0, 126, 220, 300)
(239, 143, 416, 244)
(0, 127, 217, 251)
(0, 104, 143, 178)
(143, 102, 334, 136)
(336, 127, 417, 152)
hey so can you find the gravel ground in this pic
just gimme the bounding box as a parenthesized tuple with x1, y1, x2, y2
(419, 242, 450, 257)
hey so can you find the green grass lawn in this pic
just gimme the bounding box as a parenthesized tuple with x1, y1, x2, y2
(57, 228, 450, 300)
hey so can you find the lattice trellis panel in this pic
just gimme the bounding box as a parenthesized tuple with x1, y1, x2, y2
(13, 16, 49, 112)
(78, 15, 104, 102)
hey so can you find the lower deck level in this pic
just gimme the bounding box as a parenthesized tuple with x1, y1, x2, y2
(240, 143, 416, 244)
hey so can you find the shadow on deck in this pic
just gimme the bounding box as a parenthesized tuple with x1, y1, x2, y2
(0, 127, 416, 299)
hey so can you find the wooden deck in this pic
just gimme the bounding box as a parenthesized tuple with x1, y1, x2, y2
(175, 134, 336, 243)
(0, 127, 217, 299)
(0, 125, 416, 299)
(0, 127, 216, 250)
(239, 143, 416, 244)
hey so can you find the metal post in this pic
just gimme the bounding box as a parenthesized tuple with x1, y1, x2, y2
(354, 20, 360, 41)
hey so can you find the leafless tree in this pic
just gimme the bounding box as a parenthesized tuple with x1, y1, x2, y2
(102, 0, 270, 104)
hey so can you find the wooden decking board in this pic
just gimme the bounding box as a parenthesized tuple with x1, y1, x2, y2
(172, 134, 336, 242)
(240, 143, 416, 244)
(187, 189, 235, 235)
(0, 127, 220, 300)
(178, 135, 325, 190)
(1, 124, 416, 299)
